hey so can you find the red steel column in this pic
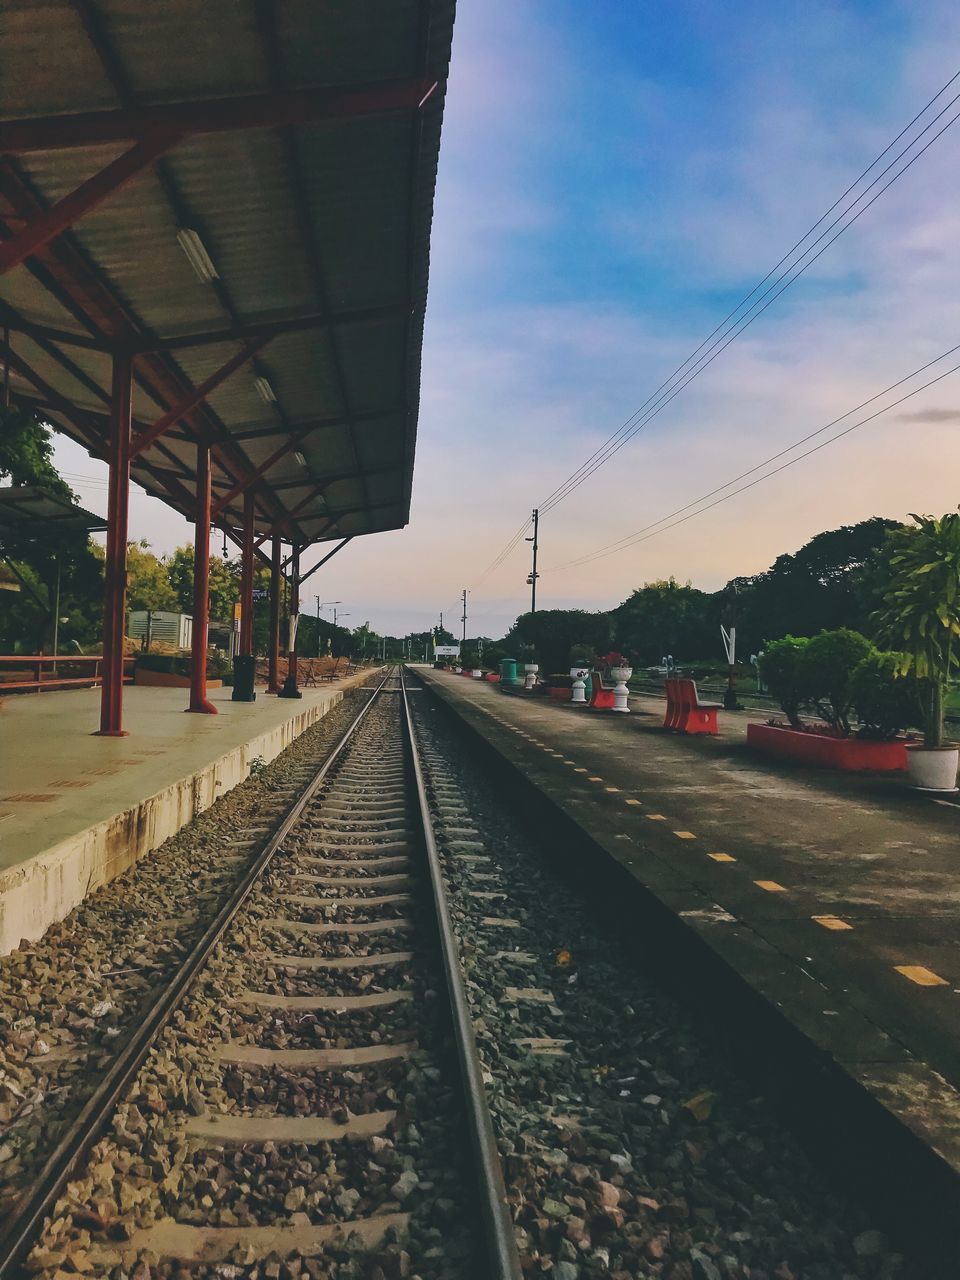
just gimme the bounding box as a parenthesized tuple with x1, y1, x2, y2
(232, 489, 257, 701)
(188, 443, 218, 714)
(239, 490, 255, 654)
(267, 535, 281, 693)
(97, 350, 132, 737)
(278, 544, 302, 699)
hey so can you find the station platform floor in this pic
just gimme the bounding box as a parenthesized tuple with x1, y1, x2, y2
(0, 672, 370, 954)
(419, 669, 960, 1202)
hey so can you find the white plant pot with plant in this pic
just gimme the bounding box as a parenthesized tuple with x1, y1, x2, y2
(472, 668, 482, 678)
(523, 662, 538, 690)
(570, 666, 590, 705)
(876, 511, 960, 793)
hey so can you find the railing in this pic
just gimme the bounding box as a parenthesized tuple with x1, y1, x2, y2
(0, 654, 135, 693)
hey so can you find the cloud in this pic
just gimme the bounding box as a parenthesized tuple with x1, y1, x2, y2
(895, 407, 960, 422)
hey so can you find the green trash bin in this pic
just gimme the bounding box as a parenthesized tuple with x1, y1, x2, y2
(499, 657, 518, 686)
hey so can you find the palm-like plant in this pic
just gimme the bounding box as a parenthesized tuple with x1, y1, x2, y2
(873, 512, 960, 748)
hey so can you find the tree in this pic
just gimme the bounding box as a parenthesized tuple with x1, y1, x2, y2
(502, 609, 613, 673)
(613, 579, 714, 664)
(874, 512, 960, 749)
(125, 541, 178, 613)
(0, 405, 74, 502)
(0, 405, 103, 651)
(734, 518, 899, 649)
(166, 545, 240, 624)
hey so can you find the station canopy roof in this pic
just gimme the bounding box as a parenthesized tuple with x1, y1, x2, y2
(0, 1, 454, 554)
(0, 484, 108, 545)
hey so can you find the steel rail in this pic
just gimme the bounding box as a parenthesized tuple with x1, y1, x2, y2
(399, 666, 524, 1280)
(0, 668, 394, 1280)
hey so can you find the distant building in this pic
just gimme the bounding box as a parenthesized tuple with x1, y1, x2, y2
(128, 610, 192, 650)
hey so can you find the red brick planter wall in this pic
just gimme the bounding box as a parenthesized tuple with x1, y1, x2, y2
(746, 723, 907, 773)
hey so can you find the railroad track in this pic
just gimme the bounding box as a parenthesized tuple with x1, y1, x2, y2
(3, 669, 521, 1280)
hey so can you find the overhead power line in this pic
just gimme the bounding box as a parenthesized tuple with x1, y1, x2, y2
(537, 73, 960, 517)
(542, 340, 960, 574)
(542, 81, 960, 514)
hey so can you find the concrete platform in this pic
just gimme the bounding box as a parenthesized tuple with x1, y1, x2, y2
(420, 669, 960, 1264)
(0, 674, 371, 954)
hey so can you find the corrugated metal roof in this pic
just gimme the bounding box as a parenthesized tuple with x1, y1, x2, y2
(0, 0, 454, 550)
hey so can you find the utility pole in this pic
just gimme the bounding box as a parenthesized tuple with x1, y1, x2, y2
(525, 507, 540, 614)
(461, 588, 467, 643)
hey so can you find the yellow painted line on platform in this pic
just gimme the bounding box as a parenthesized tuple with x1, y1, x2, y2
(605, 786, 621, 793)
(812, 915, 853, 931)
(563, 760, 576, 765)
(574, 767, 588, 773)
(674, 831, 697, 840)
(625, 798, 642, 806)
(755, 880, 786, 893)
(708, 853, 736, 863)
(589, 776, 603, 782)
(894, 965, 948, 987)
(646, 814, 666, 821)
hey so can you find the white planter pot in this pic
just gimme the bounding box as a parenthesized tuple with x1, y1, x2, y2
(906, 744, 959, 792)
(570, 666, 589, 706)
(610, 665, 633, 713)
(568, 665, 591, 706)
(523, 662, 538, 690)
(472, 669, 482, 678)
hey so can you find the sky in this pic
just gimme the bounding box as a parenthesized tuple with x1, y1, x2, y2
(53, 0, 960, 641)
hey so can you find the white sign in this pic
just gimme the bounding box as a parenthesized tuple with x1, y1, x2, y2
(434, 645, 460, 657)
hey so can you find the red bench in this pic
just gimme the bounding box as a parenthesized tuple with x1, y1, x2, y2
(663, 678, 721, 735)
(589, 669, 616, 710)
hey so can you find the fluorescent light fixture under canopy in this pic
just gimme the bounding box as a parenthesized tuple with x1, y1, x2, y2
(176, 227, 219, 283)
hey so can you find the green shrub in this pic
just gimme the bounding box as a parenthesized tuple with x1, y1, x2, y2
(135, 650, 234, 681)
(801, 628, 875, 735)
(850, 651, 921, 740)
(758, 636, 809, 728)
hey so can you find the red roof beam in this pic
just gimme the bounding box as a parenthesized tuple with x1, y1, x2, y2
(0, 134, 179, 275)
(298, 536, 354, 587)
(0, 79, 439, 154)
(254, 494, 329, 551)
(210, 423, 317, 518)
(130, 336, 271, 459)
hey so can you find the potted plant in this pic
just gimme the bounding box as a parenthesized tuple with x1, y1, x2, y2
(874, 512, 960, 791)
(750, 632, 909, 772)
(599, 650, 633, 713)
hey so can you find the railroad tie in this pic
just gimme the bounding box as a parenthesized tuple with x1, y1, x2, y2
(87, 1215, 410, 1269)
(291, 872, 411, 887)
(231, 989, 413, 1010)
(185, 1109, 396, 1144)
(297, 854, 410, 870)
(215, 1041, 416, 1068)
(278, 891, 410, 909)
(265, 917, 411, 935)
(263, 950, 413, 970)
